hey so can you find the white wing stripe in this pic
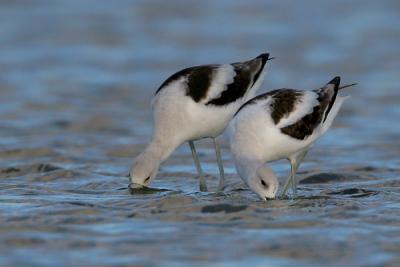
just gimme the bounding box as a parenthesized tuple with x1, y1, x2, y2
(202, 64, 236, 103)
(276, 91, 319, 128)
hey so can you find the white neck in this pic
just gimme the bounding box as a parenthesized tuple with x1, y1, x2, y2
(130, 136, 180, 185)
(141, 137, 179, 165)
(234, 156, 264, 182)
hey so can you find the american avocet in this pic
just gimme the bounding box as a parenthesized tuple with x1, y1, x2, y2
(229, 77, 356, 200)
(130, 53, 272, 192)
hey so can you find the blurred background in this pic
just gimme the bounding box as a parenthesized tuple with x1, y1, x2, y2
(1, 0, 399, 140)
(0, 1, 399, 266)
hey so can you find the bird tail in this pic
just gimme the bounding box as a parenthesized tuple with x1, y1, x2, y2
(322, 76, 341, 123)
(245, 53, 272, 88)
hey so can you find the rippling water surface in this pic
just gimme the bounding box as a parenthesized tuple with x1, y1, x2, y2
(0, 1, 399, 266)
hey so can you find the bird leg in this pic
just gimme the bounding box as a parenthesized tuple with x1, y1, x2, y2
(189, 141, 207, 192)
(280, 150, 308, 198)
(280, 164, 295, 198)
(291, 150, 308, 197)
(290, 160, 298, 197)
(213, 138, 225, 192)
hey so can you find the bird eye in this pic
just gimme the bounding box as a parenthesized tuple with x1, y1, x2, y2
(261, 179, 269, 189)
(144, 176, 150, 183)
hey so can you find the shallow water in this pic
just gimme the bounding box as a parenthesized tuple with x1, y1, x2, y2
(0, 0, 400, 266)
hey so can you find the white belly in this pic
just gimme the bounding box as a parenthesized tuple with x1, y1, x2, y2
(229, 103, 319, 163)
(151, 87, 244, 144)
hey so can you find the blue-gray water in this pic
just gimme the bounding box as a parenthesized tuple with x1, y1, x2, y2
(0, 1, 399, 266)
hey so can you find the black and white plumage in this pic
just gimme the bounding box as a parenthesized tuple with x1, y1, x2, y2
(229, 77, 355, 200)
(129, 53, 272, 192)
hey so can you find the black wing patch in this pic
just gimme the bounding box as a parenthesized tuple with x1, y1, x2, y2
(205, 65, 251, 106)
(186, 66, 216, 102)
(206, 53, 269, 106)
(234, 88, 301, 119)
(156, 53, 270, 106)
(234, 88, 329, 140)
(234, 78, 340, 140)
(280, 90, 331, 140)
(268, 89, 303, 124)
(155, 65, 216, 103)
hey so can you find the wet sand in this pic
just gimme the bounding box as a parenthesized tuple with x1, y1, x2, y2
(1, 1, 400, 266)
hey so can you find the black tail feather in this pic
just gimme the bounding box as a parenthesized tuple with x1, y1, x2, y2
(323, 76, 340, 122)
(251, 53, 270, 88)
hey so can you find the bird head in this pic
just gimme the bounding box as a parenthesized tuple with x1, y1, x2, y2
(244, 164, 279, 201)
(129, 151, 160, 189)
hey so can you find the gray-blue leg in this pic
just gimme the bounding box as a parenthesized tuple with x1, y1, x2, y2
(189, 141, 207, 192)
(290, 161, 297, 197)
(280, 166, 293, 198)
(213, 138, 225, 192)
(280, 150, 308, 198)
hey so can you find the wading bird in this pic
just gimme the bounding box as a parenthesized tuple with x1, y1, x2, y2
(130, 53, 273, 192)
(229, 77, 356, 200)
